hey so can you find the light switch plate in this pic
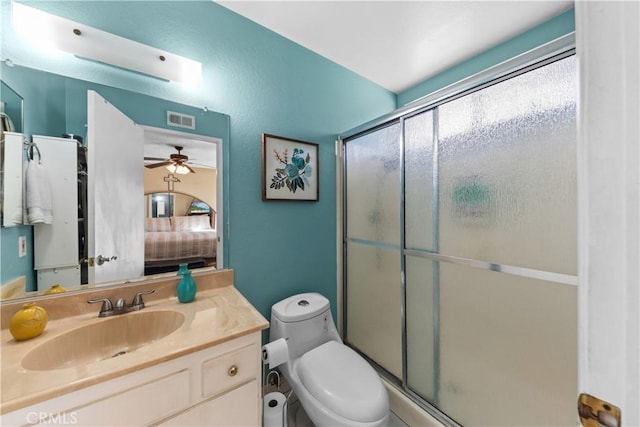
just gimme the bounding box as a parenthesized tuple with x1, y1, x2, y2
(18, 236, 27, 257)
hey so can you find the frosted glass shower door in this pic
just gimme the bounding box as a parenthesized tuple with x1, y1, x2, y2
(404, 110, 438, 402)
(438, 57, 577, 275)
(435, 56, 577, 425)
(344, 53, 577, 426)
(345, 123, 402, 378)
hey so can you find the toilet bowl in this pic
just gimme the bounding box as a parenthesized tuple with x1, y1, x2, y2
(269, 293, 389, 427)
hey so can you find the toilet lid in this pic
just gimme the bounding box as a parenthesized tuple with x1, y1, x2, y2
(297, 341, 388, 423)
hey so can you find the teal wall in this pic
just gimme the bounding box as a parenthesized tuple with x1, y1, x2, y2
(397, 9, 575, 106)
(0, 80, 23, 133)
(0, 1, 396, 319)
(1, 226, 34, 291)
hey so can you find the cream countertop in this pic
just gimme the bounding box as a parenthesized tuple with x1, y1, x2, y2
(0, 269, 268, 414)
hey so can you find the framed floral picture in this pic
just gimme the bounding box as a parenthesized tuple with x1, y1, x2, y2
(262, 133, 319, 201)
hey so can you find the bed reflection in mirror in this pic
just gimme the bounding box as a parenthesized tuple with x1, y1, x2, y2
(143, 136, 218, 276)
(143, 192, 217, 275)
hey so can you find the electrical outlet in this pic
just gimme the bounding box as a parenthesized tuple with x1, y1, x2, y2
(18, 236, 27, 257)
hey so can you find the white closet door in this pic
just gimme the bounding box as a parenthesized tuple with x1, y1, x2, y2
(87, 90, 144, 284)
(33, 135, 78, 270)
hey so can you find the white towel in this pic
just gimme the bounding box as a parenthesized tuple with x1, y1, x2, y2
(26, 160, 53, 224)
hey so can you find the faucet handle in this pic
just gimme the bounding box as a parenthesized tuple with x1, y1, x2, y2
(130, 289, 156, 311)
(87, 298, 114, 317)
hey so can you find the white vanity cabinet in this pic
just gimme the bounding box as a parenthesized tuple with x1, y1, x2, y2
(1, 333, 262, 427)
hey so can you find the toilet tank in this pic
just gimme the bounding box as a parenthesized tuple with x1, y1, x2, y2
(270, 293, 341, 361)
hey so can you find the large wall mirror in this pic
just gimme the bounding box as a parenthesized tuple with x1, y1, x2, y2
(0, 63, 229, 301)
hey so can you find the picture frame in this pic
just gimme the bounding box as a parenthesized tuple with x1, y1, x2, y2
(262, 133, 319, 201)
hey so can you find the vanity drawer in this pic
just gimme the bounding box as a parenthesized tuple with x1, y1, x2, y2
(202, 344, 257, 398)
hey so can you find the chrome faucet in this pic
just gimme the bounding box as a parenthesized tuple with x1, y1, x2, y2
(88, 289, 155, 317)
(87, 297, 114, 317)
(130, 290, 154, 311)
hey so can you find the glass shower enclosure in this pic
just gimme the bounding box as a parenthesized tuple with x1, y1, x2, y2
(341, 45, 577, 426)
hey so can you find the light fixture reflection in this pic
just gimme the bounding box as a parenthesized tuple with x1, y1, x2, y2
(166, 164, 190, 175)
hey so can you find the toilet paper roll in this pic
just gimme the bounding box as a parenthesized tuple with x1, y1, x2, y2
(263, 391, 288, 427)
(262, 338, 288, 368)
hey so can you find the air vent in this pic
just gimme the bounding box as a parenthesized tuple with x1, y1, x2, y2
(167, 111, 195, 130)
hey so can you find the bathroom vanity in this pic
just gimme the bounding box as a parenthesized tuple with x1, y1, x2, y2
(0, 269, 268, 426)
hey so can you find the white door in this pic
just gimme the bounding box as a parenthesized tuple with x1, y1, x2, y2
(576, 2, 639, 426)
(87, 91, 144, 283)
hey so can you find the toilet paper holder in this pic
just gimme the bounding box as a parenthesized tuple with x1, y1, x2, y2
(263, 390, 292, 427)
(266, 370, 282, 389)
(262, 337, 289, 369)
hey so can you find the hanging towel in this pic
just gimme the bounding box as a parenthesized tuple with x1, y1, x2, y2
(26, 160, 53, 224)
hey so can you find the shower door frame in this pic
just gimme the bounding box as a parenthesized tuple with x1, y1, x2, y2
(339, 33, 577, 425)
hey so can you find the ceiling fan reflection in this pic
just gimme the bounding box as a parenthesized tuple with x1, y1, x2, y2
(144, 146, 196, 174)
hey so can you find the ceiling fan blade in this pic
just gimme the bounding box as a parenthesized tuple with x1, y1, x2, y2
(185, 163, 196, 174)
(145, 161, 173, 168)
(144, 156, 168, 161)
(188, 161, 212, 168)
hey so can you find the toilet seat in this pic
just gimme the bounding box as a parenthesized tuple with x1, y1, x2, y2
(296, 341, 388, 423)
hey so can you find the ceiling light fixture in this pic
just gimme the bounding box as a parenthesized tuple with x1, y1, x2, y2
(11, 2, 202, 85)
(166, 164, 191, 175)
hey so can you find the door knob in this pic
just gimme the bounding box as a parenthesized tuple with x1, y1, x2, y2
(95, 255, 117, 265)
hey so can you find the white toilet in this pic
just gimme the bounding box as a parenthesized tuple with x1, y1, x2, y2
(269, 292, 389, 427)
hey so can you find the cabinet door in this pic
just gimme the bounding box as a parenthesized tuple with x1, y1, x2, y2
(160, 381, 259, 427)
(64, 370, 189, 426)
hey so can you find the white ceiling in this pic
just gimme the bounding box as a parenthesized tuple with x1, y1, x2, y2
(217, 1, 573, 93)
